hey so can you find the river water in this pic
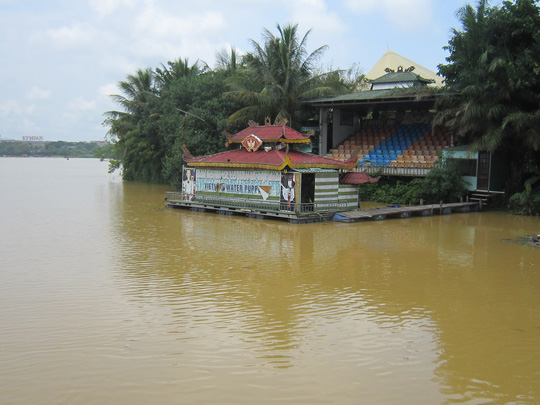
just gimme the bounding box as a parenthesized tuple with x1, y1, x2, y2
(0, 157, 538, 404)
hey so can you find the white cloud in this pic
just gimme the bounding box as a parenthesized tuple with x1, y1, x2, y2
(45, 22, 98, 48)
(0, 100, 22, 117)
(345, 0, 434, 32)
(99, 55, 140, 77)
(89, 0, 137, 18)
(27, 86, 51, 101)
(289, 0, 345, 34)
(99, 83, 119, 98)
(68, 97, 96, 111)
(20, 118, 41, 134)
(130, 3, 226, 60)
(0, 100, 37, 119)
(135, 5, 225, 38)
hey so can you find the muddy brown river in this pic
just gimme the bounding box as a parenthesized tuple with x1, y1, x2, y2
(1, 157, 538, 404)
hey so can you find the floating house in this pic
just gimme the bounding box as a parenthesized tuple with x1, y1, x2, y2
(166, 118, 378, 222)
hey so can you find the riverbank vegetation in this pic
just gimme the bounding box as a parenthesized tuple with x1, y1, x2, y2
(0, 140, 113, 158)
(104, 24, 356, 188)
(436, 0, 540, 214)
(105, 1, 540, 214)
(358, 165, 468, 205)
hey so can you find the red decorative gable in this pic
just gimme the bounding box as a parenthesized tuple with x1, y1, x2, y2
(184, 148, 357, 170)
(227, 124, 310, 143)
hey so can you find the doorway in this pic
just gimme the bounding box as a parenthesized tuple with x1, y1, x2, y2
(477, 152, 491, 190)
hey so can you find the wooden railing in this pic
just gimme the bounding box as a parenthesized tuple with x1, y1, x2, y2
(359, 166, 432, 177)
(165, 192, 341, 214)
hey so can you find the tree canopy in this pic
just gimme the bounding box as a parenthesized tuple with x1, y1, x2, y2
(436, 0, 540, 195)
(225, 23, 350, 129)
(103, 24, 359, 186)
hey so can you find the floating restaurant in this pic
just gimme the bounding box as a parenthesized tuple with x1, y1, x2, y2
(165, 118, 378, 222)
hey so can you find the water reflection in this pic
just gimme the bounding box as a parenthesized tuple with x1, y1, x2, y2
(111, 181, 540, 403)
(1, 158, 538, 404)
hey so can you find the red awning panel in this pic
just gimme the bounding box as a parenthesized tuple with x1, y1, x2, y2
(185, 148, 357, 170)
(228, 125, 309, 142)
(340, 171, 380, 184)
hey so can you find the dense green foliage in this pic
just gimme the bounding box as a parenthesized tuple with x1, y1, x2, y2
(226, 24, 350, 128)
(104, 61, 241, 186)
(104, 24, 355, 186)
(358, 165, 468, 205)
(0, 141, 111, 158)
(436, 0, 540, 213)
(508, 163, 540, 215)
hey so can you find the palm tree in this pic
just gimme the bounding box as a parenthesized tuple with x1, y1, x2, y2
(104, 67, 164, 182)
(436, 0, 540, 193)
(155, 58, 207, 90)
(226, 23, 347, 128)
(215, 46, 243, 75)
(109, 67, 157, 117)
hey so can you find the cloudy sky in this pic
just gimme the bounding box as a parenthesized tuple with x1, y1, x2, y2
(1, 0, 481, 142)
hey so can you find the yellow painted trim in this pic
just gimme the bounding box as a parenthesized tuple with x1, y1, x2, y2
(187, 161, 284, 170)
(187, 156, 357, 171)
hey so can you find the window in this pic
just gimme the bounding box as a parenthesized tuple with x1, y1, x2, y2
(340, 110, 354, 126)
(448, 158, 477, 176)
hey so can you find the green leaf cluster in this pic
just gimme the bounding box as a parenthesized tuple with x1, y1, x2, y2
(104, 62, 242, 186)
(509, 164, 540, 215)
(226, 24, 351, 128)
(436, 0, 540, 203)
(103, 24, 360, 186)
(358, 165, 467, 205)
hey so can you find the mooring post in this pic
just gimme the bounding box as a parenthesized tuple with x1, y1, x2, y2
(440, 201, 443, 215)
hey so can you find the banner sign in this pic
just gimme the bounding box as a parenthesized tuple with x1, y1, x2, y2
(194, 169, 281, 200)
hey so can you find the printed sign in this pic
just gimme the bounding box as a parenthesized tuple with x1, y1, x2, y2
(196, 169, 280, 200)
(182, 168, 196, 200)
(280, 173, 297, 210)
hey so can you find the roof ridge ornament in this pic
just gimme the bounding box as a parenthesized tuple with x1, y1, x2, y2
(248, 120, 259, 127)
(242, 133, 263, 152)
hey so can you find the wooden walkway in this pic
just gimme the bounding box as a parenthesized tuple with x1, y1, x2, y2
(333, 202, 481, 223)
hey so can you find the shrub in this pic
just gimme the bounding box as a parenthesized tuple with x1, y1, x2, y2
(358, 166, 467, 205)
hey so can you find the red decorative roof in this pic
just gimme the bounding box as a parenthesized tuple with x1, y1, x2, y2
(185, 148, 357, 170)
(227, 124, 310, 143)
(340, 171, 380, 184)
